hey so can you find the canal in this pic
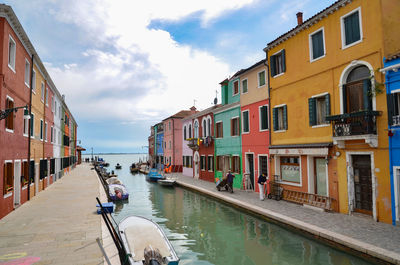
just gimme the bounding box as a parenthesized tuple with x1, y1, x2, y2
(91, 154, 374, 265)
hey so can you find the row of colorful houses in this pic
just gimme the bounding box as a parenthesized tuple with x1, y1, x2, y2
(148, 0, 399, 225)
(0, 4, 78, 219)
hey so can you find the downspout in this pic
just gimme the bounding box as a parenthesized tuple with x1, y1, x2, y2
(265, 49, 272, 178)
(43, 79, 47, 190)
(172, 119, 175, 167)
(27, 54, 34, 200)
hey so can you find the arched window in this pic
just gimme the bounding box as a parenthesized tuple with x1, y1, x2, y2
(189, 124, 192, 138)
(183, 126, 187, 140)
(203, 119, 207, 137)
(194, 120, 199, 138)
(344, 65, 371, 113)
(207, 117, 211, 137)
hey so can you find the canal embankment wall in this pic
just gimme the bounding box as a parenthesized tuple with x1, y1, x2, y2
(174, 173, 400, 264)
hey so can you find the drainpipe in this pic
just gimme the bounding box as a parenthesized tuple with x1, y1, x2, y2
(27, 54, 34, 200)
(265, 50, 272, 177)
(172, 119, 175, 168)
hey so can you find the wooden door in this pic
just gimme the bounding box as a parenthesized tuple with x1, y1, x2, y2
(314, 157, 327, 196)
(352, 155, 372, 215)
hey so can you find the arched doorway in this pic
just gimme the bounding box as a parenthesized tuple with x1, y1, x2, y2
(194, 151, 200, 179)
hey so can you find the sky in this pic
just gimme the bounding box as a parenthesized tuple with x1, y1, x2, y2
(4, 0, 334, 153)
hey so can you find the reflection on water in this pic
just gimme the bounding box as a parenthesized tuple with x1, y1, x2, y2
(85, 154, 373, 265)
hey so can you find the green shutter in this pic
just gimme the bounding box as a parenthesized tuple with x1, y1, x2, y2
(308, 98, 316, 126)
(312, 31, 324, 59)
(261, 106, 268, 130)
(273, 108, 278, 131)
(342, 85, 347, 113)
(387, 93, 394, 126)
(345, 11, 360, 45)
(283, 105, 288, 130)
(270, 55, 276, 77)
(325, 94, 331, 117)
(363, 79, 371, 111)
(281, 49, 286, 73)
(243, 111, 249, 132)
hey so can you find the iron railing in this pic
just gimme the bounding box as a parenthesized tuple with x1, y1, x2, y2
(325, 110, 381, 137)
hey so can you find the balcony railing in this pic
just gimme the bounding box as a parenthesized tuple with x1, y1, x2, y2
(393, 115, 400, 126)
(326, 110, 381, 137)
(187, 138, 200, 151)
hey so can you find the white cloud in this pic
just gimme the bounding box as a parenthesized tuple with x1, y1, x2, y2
(43, 0, 256, 124)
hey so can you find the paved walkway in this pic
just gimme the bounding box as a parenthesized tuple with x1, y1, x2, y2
(173, 173, 400, 264)
(0, 164, 103, 265)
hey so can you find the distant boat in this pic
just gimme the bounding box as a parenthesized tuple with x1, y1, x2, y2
(118, 215, 179, 265)
(130, 163, 139, 173)
(116, 163, 122, 169)
(146, 169, 164, 182)
(108, 184, 129, 201)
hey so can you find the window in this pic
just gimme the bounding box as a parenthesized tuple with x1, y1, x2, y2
(169, 141, 171, 149)
(169, 121, 171, 131)
(309, 94, 330, 126)
(309, 28, 325, 61)
(341, 8, 362, 48)
(242, 110, 249, 133)
(231, 117, 239, 136)
(52, 97, 54, 112)
(25, 59, 30, 86)
(233, 80, 239, 95)
(30, 113, 35, 137)
(258, 70, 266, 87)
(8, 36, 16, 71)
(388, 92, 400, 126)
(23, 114, 29, 136)
(200, 156, 206, 171)
(183, 126, 187, 140)
(259, 156, 268, 176)
(40, 159, 48, 179)
(207, 156, 213, 171)
(5, 96, 14, 132)
(32, 70, 36, 93)
(270, 49, 286, 77)
(194, 120, 199, 138)
(40, 120, 44, 140)
(202, 119, 207, 137)
(260, 105, 269, 131)
(343, 66, 371, 113)
(273, 105, 287, 131)
(44, 122, 48, 142)
(51, 126, 53, 143)
(280, 156, 300, 183)
(232, 156, 240, 173)
(242, 79, 248, 93)
(50, 159, 55, 175)
(207, 118, 211, 137)
(164, 141, 166, 149)
(54, 101, 57, 116)
(188, 124, 192, 138)
(216, 156, 223, 171)
(46, 88, 49, 105)
(3, 161, 14, 194)
(22, 161, 29, 186)
(216, 122, 223, 138)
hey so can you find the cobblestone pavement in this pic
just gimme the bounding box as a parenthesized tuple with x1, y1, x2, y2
(0, 164, 103, 265)
(173, 173, 400, 264)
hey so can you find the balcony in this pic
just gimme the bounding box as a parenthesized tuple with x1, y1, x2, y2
(326, 110, 381, 148)
(393, 115, 400, 126)
(187, 138, 200, 151)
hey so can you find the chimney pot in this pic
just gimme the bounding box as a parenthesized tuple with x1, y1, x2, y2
(296, 12, 303, 25)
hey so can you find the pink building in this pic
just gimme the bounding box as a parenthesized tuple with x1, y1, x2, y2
(182, 117, 194, 177)
(162, 108, 196, 172)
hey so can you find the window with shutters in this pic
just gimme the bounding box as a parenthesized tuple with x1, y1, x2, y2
(22, 161, 29, 186)
(44, 122, 48, 142)
(5, 96, 14, 132)
(270, 49, 286, 77)
(8, 35, 16, 71)
(207, 117, 211, 137)
(3, 161, 14, 194)
(309, 94, 330, 127)
(208, 156, 213, 171)
(183, 125, 187, 140)
(30, 113, 35, 137)
(200, 156, 206, 171)
(40, 120, 44, 140)
(258, 70, 266, 87)
(242, 79, 248, 94)
(194, 120, 199, 138)
(273, 105, 287, 132)
(202, 119, 207, 137)
(25, 59, 30, 86)
(341, 8, 362, 49)
(216, 156, 223, 171)
(32, 70, 36, 94)
(233, 80, 239, 96)
(242, 110, 249, 133)
(231, 117, 240, 136)
(309, 28, 325, 62)
(216, 122, 223, 138)
(232, 156, 240, 174)
(41, 82, 45, 102)
(388, 93, 400, 126)
(259, 105, 269, 131)
(343, 66, 371, 113)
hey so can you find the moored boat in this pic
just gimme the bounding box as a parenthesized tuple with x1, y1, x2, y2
(118, 216, 179, 265)
(146, 169, 164, 182)
(116, 163, 122, 169)
(130, 163, 139, 173)
(108, 184, 129, 201)
(157, 178, 176, 187)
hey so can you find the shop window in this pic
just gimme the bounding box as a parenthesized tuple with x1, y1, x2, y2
(280, 156, 300, 183)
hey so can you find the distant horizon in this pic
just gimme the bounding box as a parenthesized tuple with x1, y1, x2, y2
(82, 152, 148, 155)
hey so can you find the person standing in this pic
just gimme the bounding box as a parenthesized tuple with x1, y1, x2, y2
(226, 170, 235, 193)
(258, 173, 267, 200)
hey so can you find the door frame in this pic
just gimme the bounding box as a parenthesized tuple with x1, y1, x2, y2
(245, 152, 255, 190)
(13, 160, 21, 206)
(393, 166, 400, 222)
(194, 151, 200, 179)
(35, 163, 39, 194)
(307, 156, 329, 196)
(346, 151, 376, 221)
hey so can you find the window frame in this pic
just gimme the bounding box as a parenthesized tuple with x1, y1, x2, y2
(340, 7, 363, 50)
(259, 104, 269, 132)
(241, 78, 248, 94)
(215, 121, 223, 138)
(270, 49, 286, 78)
(310, 92, 330, 128)
(5, 95, 15, 133)
(231, 155, 240, 174)
(40, 119, 44, 141)
(200, 155, 206, 171)
(242, 110, 250, 134)
(233, 80, 239, 96)
(258, 70, 266, 87)
(207, 155, 214, 172)
(41, 82, 45, 103)
(309, 27, 326, 62)
(273, 104, 287, 132)
(44, 122, 48, 142)
(32, 69, 36, 94)
(24, 59, 30, 87)
(3, 160, 14, 196)
(231, 116, 240, 137)
(8, 35, 16, 72)
(275, 155, 302, 187)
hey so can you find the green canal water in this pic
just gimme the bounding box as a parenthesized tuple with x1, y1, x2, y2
(86, 154, 374, 265)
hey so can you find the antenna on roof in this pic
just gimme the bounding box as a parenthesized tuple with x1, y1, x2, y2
(213, 90, 218, 105)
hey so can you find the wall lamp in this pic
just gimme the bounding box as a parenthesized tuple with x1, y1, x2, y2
(0, 105, 30, 121)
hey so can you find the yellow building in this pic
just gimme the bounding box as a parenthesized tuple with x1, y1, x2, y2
(265, 0, 399, 223)
(30, 62, 46, 196)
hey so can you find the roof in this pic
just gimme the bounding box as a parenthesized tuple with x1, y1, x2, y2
(188, 104, 221, 119)
(232, 59, 266, 79)
(264, 0, 350, 51)
(162, 108, 198, 121)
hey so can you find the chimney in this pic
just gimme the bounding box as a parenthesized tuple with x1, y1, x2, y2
(296, 12, 303, 25)
(190, 106, 197, 113)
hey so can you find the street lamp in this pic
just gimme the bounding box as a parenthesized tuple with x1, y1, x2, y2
(0, 105, 30, 120)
